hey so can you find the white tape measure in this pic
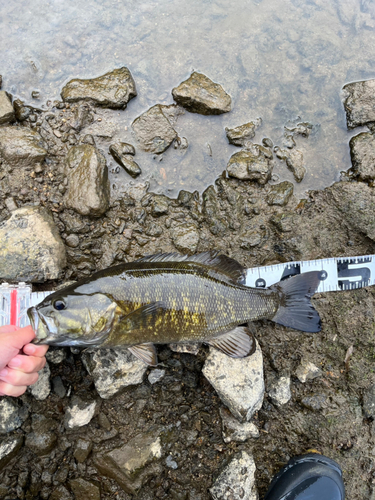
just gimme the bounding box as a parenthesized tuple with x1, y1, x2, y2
(1, 254, 374, 327)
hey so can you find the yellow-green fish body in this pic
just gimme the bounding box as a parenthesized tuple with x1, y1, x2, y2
(28, 252, 321, 365)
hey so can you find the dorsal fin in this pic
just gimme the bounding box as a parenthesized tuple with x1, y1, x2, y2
(135, 252, 246, 284)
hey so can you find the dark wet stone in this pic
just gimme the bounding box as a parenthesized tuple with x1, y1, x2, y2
(93, 428, 163, 494)
(80, 134, 95, 146)
(266, 181, 294, 206)
(0, 126, 46, 168)
(145, 222, 163, 237)
(25, 415, 57, 456)
(225, 119, 262, 146)
(13, 99, 31, 121)
(0, 435, 23, 470)
(98, 412, 111, 431)
(177, 190, 198, 207)
(343, 79, 375, 128)
(0, 206, 67, 282)
(239, 229, 262, 249)
(132, 104, 179, 154)
(150, 194, 169, 216)
(349, 132, 375, 181)
(49, 485, 72, 500)
(170, 222, 200, 253)
(275, 147, 306, 182)
(118, 155, 141, 178)
(71, 103, 94, 131)
(69, 478, 100, 500)
(202, 185, 227, 236)
(172, 72, 231, 115)
(301, 393, 327, 411)
(227, 149, 273, 185)
(285, 122, 312, 138)
(64, 144, 110, 217)
(0, 91, 15, 124)
(74, 438, 93, 463)
(363, 384, 375, 418)
(262, 137, 273, 148)
(109, 142, 135, 160)
(52, 376, 66, 398)
(61, 67, 137, 109)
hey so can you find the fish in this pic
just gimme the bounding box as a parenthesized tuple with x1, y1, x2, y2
(27, 252, 322, 366)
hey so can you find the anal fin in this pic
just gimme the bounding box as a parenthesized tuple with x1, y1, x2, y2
(128, 343, 158, 366)
(207, 326, 256, 358)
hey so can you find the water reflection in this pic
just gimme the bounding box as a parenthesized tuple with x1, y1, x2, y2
(2, 0, 375, 197)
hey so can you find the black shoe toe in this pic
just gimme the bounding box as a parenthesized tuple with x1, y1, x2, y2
(264, 453, 345, 500)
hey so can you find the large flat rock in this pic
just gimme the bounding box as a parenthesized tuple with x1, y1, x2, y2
(61, 67, 137, 109)
(203, 341, 264, 422)
(0, 206, 66, 282)
(0, 92, 15, 125)
(172, 72, 231, 115)
(349, 132, 375, 181)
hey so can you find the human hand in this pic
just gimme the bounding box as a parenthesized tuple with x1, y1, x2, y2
(0, 325, 49, 397)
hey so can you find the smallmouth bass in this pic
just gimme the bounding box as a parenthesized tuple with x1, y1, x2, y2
(28, 252, 322, 366)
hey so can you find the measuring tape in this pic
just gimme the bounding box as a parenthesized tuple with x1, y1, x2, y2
(1, 254, 374, 327)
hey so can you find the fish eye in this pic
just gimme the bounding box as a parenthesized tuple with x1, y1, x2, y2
(53, 300, 66, 311)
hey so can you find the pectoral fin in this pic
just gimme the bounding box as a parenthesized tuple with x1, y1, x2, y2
(207, 326, 256, 358)
(128, 343, 158, 366)
(122, 301, 165, 330)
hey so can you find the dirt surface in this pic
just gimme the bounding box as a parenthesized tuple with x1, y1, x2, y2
(1, 80, 375, 500)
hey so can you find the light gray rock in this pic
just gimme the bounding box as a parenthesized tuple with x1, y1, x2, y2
(64, 144, 110, 217)
(64, 396, 98, 430)
(295, 360, 322, 383)
(166, 455, 178, 469)
(0, 435, 23, 470)
(275, 148, 306, 182)
(172, 72, 231, 115)
(202, 341, 264, 422)
(148, 369, 166, 385)
(29, 362, 51, 400)
(0, 399, 26, 434)
(0, 91, 15, 124)
(0, 206, 67, 282)
(225, 119, 262, 146)
(171, 222, 200, 253)
(82, 348, 148, 399)
(268, 376, 291, 406)
(61, 67, 137, 109)
(219, 407, 259, 443)
(266, 181, 294, 206)
(209, 451, 258, 500)
(343, 79, 375, 128)
(227, 148, 273, 185)
(46, 348, 67, 364)
(349, 132, 375, 181)
(94, 428, 163, 494)
(132, 104, 180, 154)
(0, 126, 46, 168)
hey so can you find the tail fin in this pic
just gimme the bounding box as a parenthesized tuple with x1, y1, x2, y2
(271, 271, 321, 333)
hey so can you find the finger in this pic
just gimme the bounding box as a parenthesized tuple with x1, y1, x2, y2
(7, 354, 46, 374)
(23, 343, 49, 357)
(0, 381, 27, 397)
(0, 325, 20, 334)
(0, 368, 39, 387)
(0, 326, 36, 351)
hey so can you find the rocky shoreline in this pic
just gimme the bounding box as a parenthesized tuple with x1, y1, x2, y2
(1, 68, 375, 500)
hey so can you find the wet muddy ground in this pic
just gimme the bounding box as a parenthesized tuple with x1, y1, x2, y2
(1, 68, 375, 500)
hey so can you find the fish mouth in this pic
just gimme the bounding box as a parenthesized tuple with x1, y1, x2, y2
(27, 307, 56, 345)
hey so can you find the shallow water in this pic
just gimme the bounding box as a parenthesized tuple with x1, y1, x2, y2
(2, 0, 375, 197)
